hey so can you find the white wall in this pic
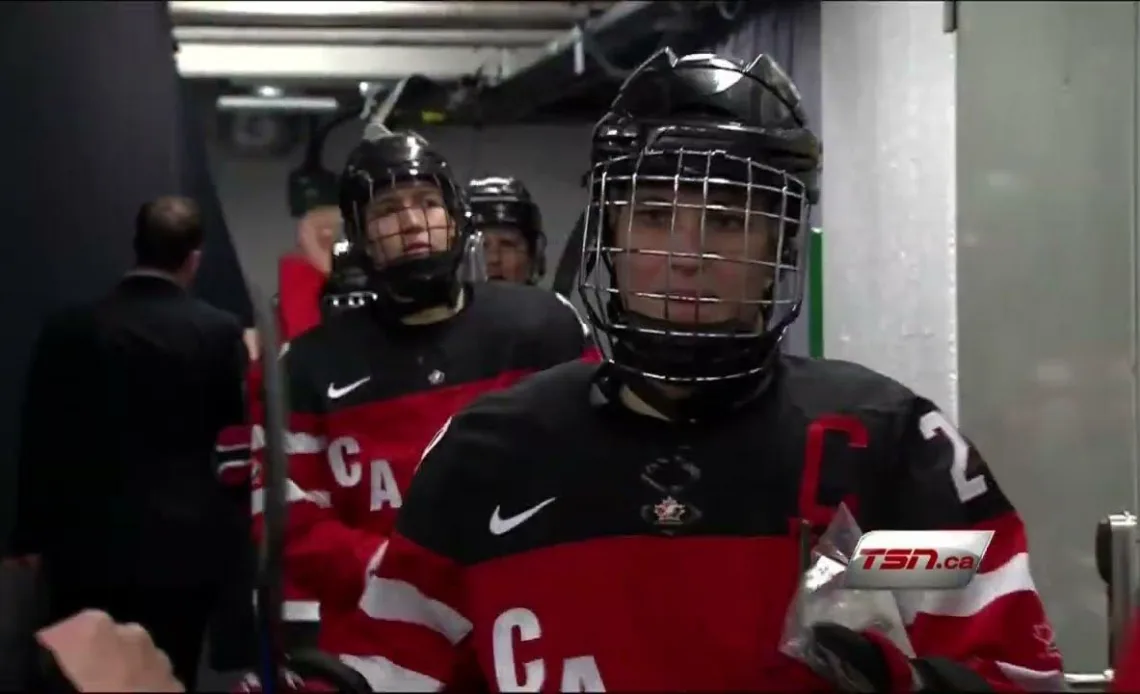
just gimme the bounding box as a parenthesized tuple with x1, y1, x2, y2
(820, 1, 958, 417)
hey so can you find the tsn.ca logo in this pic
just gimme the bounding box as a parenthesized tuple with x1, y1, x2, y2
(844, 530, 994, 590)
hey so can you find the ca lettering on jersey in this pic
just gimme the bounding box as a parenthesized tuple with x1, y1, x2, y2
(492, 608, 605, 692)
(326, 436, 403, 511)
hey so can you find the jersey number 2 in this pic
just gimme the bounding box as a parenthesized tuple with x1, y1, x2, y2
(918, 410, 988, 503)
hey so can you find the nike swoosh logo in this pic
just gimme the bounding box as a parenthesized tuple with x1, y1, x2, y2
(327, 376, 371, 400)
(489, 497, 557, 536)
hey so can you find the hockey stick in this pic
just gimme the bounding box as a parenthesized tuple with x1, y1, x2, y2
(250, 286, 288, 694)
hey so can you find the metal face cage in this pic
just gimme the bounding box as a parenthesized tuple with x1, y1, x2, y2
(579, 145, 812, 383)
(341, 169, 467, 275)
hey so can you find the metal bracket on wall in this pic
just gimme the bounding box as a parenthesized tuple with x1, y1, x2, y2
(943, 1, 959, 33)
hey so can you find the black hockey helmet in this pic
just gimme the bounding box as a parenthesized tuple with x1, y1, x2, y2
(338, 129, 471, 318)
(578, 48, 821, 390)
(467, 175, 547, 282)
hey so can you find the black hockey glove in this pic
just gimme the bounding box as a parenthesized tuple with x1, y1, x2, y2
(804, 623, 994, 692)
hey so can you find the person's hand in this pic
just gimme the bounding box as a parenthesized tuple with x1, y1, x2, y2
(243, 328, 262, 363)
(36, 610, 184, 693)
(298, 206, 340, 276)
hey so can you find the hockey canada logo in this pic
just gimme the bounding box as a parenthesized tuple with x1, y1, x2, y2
(653, 497, 687, 525)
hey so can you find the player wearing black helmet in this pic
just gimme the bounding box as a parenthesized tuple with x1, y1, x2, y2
(246, 51, 1061, 692)
(248, 129, 594, 662)
(467, 175, 547, 285)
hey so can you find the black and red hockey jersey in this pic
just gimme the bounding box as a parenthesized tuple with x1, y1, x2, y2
(333, 357, 1065, 691)
(251, 282, 596, 657)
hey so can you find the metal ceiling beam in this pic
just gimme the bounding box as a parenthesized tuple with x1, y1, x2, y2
(451, 1, 662, 122)
(168, 1, 609, 29)
(174, 26, 562, 47)
(175, 42, 544, 82)
(451, 0, 750, 123)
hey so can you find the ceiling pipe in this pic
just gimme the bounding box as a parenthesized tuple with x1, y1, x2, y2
(169, 1, 609, 30)
(174, 26, 562, 47)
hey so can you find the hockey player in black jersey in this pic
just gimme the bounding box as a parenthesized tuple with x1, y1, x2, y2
(242, 50, 1064, 694)
(251, 128, 594, 662)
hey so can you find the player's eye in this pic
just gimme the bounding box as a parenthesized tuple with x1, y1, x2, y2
(366, 201, 398, 220)
(705, 209, 746, 231)
(633, 206, 672, 227)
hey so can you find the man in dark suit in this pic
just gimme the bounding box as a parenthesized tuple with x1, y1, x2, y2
(7, 196, 247, 690)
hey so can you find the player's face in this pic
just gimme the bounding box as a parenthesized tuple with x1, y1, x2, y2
(364, 182, 455, 267)
(482, 227, 532, 284)
(611, 185, 777, 325)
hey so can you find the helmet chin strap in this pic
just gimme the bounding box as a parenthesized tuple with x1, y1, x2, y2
(606, 309, 781, 423)
(368, 272, 462, 324)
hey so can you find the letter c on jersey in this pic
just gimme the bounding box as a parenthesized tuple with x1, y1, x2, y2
(328, 436, 363, 487)
(492, 608, 605, 692)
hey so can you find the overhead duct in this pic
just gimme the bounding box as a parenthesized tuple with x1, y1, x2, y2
(446, 1, 745, 124)
(168, 1, 609, 29)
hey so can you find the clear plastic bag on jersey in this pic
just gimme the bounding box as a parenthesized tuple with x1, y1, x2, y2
(779, 503, 914, 664)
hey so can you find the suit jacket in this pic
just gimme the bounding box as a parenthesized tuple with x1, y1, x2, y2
(11, 272, 248, 586)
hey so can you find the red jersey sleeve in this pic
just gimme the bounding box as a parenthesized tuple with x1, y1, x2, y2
(338, 415, 487, 691)
(215, 364, 264, 489)
(250, 343, 384, 610)
(889, 398, 1066, 691)
(278, 255, 327, 342)
(215, 422, 254, 488)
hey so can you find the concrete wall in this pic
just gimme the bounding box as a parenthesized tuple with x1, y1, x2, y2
(820, 0, 958, 416)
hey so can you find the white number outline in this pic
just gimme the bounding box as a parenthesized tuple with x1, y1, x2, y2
(917, 410, 988, 503)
